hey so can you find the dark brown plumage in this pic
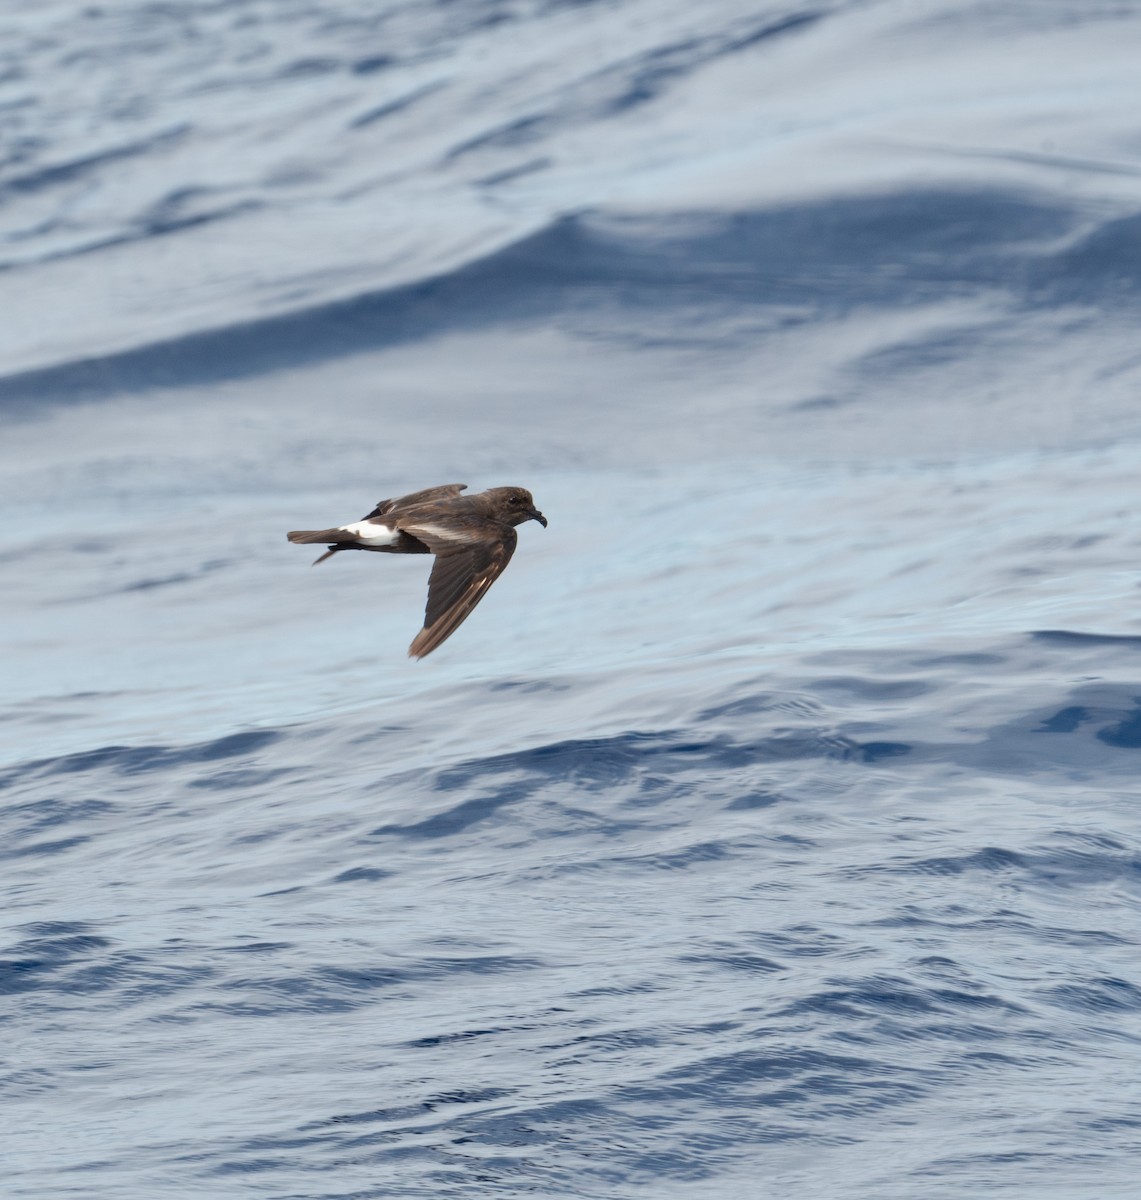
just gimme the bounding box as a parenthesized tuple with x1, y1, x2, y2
(287, 484, 547, 658)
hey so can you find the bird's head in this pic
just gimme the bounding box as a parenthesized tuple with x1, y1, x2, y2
(490, 486, 547, 528)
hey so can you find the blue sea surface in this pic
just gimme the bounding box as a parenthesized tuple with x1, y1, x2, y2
(5, 1, 1141, 1196)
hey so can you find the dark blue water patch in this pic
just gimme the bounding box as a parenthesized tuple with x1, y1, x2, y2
(554, 1022, 667, 1060)
(747, 925, 852, 959)
(3, 833, 91, 859)
(251, 1116, 566, 1194)
(0, 124, 190, 200)
(843, 320, 1009, 388)
(1037, 705, 1089, 733)
(0, 794, 113, 836)
(1033, 210, 1141, 305)
(117, 570, 197, 592)
(1096, 703, 1141, 748)
(1084, 1114, 1141, 1133)
(696, 690, 787, 721)
(0, 187, 1084, 405)
(1031, 694, 1141, 748)
(186, 766, 294, 791)
(903, 847, 1029, 877)
(137, 191, 263, 240)
(780, 978, 942, 1020)
(0, 792, 116, 864)
(724, 789, 788, 811)
(941, 682, 1141, 773)
(606, 838, 739, 871)
(0, 1067, 57, 1102)
(1043, 977, 1141, 1017)
(351, 54, 395, 74)
(368, 726, 888, 841)
(729, 10, 823, 50)
(480, 189, 1071, 304)
(349, 82, 443, 129)
(216, 941, 295, 956)
(519, 729, 877, 777)
(445, 114, 550, 159)
(565, 9, 828, 119)
(484, 677, 575, 695)
(679, 950, 784, 974)
(3, 728, 283, 784)
(332, 865, 393, 884)
(369, 792, 519, 840)
(866, 840, 1141, 893)
(910, 651, 1008, 668)
(174, 1032, 941, 1193)
(476, 156, 551, 186)
(627, 1045, 926, 1117)
(14, 204, 268, 272)
(597, 36, 722, 116)
(453, 1095, 612, 1146)
(406, 1028, 512, 1049)
(432, 733, 667, 790)
(317, 1087, 515, 1127)
(1029, 843, 1141, 889)
(870, 910, 1136, 952)
(278, 56, 342, 79)
(1033, 629, 1141, 648)
(0, 924, 114, 997)
(810, 675, 934, 701)
(777, 974, 1022, 1023)
(856, 741, 911, 762)
(204, 954, 544, 1018)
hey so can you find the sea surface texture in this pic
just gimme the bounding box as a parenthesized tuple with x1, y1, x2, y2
(5, 2, 1141, 1196)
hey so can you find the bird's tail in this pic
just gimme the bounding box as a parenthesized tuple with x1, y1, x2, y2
(287, 528, 355, 566)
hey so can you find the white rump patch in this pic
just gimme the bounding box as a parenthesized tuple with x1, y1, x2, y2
(338, 520, 398, 544)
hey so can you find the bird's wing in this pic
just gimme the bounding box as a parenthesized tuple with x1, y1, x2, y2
(365, 483, 467, 520)
(405, 528, 518, 658)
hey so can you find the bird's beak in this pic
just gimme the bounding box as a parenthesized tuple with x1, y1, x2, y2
(530, 508, 548, 528)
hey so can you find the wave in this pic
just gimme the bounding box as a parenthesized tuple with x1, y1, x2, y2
(4, 183, 1122, 408)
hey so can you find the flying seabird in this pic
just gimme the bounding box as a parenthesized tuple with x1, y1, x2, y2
(287, 483, 547, 658)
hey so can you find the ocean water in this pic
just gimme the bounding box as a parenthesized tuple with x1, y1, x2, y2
(5, 1, 1141, 1196)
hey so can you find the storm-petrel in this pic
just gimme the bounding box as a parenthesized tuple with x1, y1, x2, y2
(287, 483, 547, 658)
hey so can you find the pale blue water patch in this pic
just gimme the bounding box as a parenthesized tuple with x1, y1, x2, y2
(4, 443, 1138, 759)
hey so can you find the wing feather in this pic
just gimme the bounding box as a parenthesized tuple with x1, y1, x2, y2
(407, 530, 517, 658)
(365, 483, 467, 520)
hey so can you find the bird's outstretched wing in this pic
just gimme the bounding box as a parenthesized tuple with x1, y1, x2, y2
(365, 484, 467, 520)
(406, 530, 517, 658)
